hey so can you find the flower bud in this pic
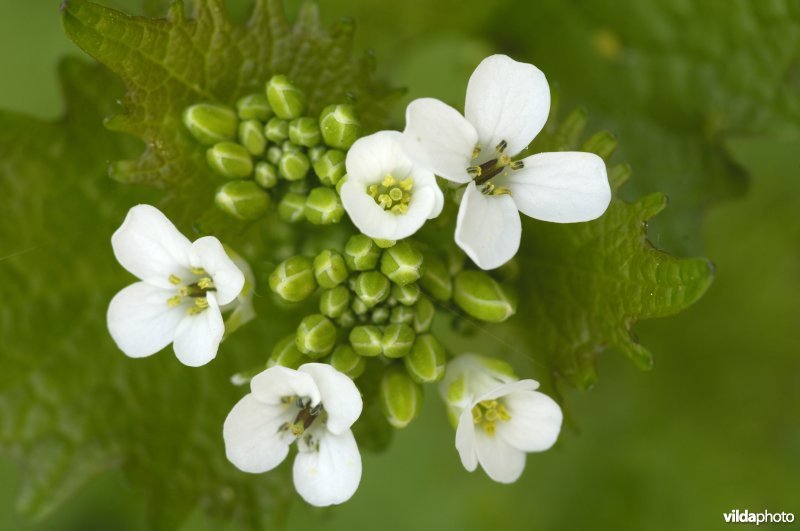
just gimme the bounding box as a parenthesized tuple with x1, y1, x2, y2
(390, 305, 415, 325)
(278, 151, 310, 181)
(319, 285, 351, 318)
(453, 270, 516, 323)
(371, 306, 390, 325)
(267, 334, 308, 369)
(313, 249, 349, 288)
(380, 241, 423, 286)
(353, 271, 391, 308)
(336, 310, 357, 329)
(238, 119, 267, 156)
(289, 117, 322, 147)
(319, 104, 361, 149)
(304, 187, 344, 225)
(312, 149, 346, 186)
(412, 295, 435, 333)
(391, 283, 421, 306)
(266, 75, 307, 119)
(277, 192, 306, 223)
(349, 325, 383, 357)
(264, 117, 289, 143)
(373, 239, 396, 249)
(419, 253, 452, 301)
(330, 344, 366, 379)
(404, 334, 445, 383)
(183, 103, 237, 145)
(254, 162, 279, 189)
(269, 256, 316, 302)
(350, 296, 369, 316)
(214, 181, 270, 220)
(381, 323, 415, 358)
(282, 140, 301, 154)
(308, 145, 327, 163)
(336, 175, 347, 195)
(207, 142, 253, 179)
(380, 366, 423, 428)
(344, 235, 381, 271)
(266, 147, 283, 167)
(295, 314, 337, 358)
(236, 92, 273, 121)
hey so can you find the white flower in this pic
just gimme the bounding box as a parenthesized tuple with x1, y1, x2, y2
(403, 54, 612, 269)
(341, 130, 443, 240)
(439, 354, 562, 483)
(107, 204, 245, 367)
(224, 363, 363, 507)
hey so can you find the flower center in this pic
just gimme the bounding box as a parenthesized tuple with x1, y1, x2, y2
(466, 139, 524, 195)
(165, 267, 217, 315)
(279, 395, 326, 451)
(471, 399, 512, 436)
(367, 174, 414, 214)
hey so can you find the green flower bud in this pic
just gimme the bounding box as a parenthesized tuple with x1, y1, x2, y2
(329, 344, 366, 379)
(214, 181, 270, 220)
(304, 187, 344, 225)
(419, 253, 453, 301)
(267, 334, 308, 369)
(381, 323, 415, 358)
(336, 174, 347, 195)
(351, 296, 369, 316)
(266, 145, 283, 165)
(269, 256, 316, 302)
(312, 149, 346, 186)
(404, 334, 445, 383)
(207, 142, 253, 179)
(282, 140, 301, 154)
(277, 192, 306, 223)
(288, 179, 310, 195)
(380, 241, 423, 286)
(412, 295, 435, 333)
(380, 366, 423, 428)
(279, 151, 310, 181)
(183, 103, 237, 145)
(390, 305, 415, 325)
(392, 283, 421, 306)
(349, 325, 383, 357)
(344, 235, 381, 271)
(308, 145, 327, 163)
(373, 239, 396, 249)
(313, 249, 349, 288)
(354, 271, 391, 308)
(296, 314, 337, 358)
(266, 75, 307, 119)
(236, 92, 273, 121)
(371, 306, 390, 325)
(238, 119, 267, 156)
(319, 285, 351, 318)
(254, 162, 279, 189)
(453, 270, 517, 323)
(319, 104, 361, 149)
(289, 117, 322, 147)
(264, 117, 289, 143)
(336, 310, 357, 329)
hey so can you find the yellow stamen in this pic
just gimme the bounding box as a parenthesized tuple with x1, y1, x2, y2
(471, 145, 482, 160)
(399, 177, 414, 191)
(191, 267, 207, 275)
(168, 274, 181, 285)
(367, 184, 379, 198)
(166, 295, 182, 308)
(472, 398, 512, 436)
(381, 175, 396, 187)
(197, 277, 215, 290)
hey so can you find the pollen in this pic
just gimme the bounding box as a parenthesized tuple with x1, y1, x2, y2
(471, 399, 512, 436)
(168, 274, 182, 285)
(166, 295, 183, 308)
(190, 267, 207, 275)
(197, 277, 215, 290)
(367, 174, 414, 214)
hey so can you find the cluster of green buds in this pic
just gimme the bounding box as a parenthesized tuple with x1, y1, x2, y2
(182, 75, 361, 222)
(266, 235, 519, 430)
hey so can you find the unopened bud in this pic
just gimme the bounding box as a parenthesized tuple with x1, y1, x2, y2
(267, 334, 308, 369)
(266, 75, 307, 119)
(373, 239, 396, 249)
(277, 192, 307, 223)
(404, 334, 445, 383)
(236, 92, 273, 121)
(313, 249, 349, 288)
(344, 235, 381, 271)
(266, 145, 283, 165)
(330, 344, 366, 379)
(412, 295, 435, 333)
(453, 270, 516, 323)
(279, 151, 310, 181)
(380, 241, 423, 286)
(336, 310, 357, 329)
(305, 187, 344, 225)
(207, 142, 253, 179)
(183, 103, 237, 145)
(351, 296, 369, 316)
(238, 119, 267, 156)
(390, 305, 415, 325)
(371, 306, 390, 325)
(354, 271, 391, 308)
(308, 145, 327, 163)
(214, 181, 270, 220)
(254, 162, 279, 189)
(381, 323, 415, 358)
(289, 117, 322, 147)
(391, 283, 421, 306)
(349, 325, 383, 357)
(295, 314, 337, 358)
(312, 149, 346, 186)
(380, 366, 423, 428)
(419, 253, 452, 301)
(319, 104, 361, 149)
(264, 117, 289, 143)
(319, 285, 351, 318)
(269, 256, 316, 302)
(282, 140, 301, 154)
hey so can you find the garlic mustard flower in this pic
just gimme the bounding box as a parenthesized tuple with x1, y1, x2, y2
(440, 354, 562, 483)
(403, 54, 611, 269)
(341, 130, 443, 240)
(224, 363, 363, 507)
(107, 204, 245, 367)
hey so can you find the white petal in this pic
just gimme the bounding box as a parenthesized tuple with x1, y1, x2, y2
(475, 379, 540, 402)
(496, 390, 563, 452)
(392, 186, 437, 240)
(223, 394, 294, 473)
(299, 363, 362, 435)
(172, 292, 224, 367)
(111, 204, 192, 288)
(474, 428, 527, 484)
(345, 130, 412, 185)
(465, 54, 551, 157)
(189, 236, 245, 305)
(412, 167, 445, 219)
(455, 407, 479, 472)
(402, 98, 478, 184)
(501, 151, 611, 223)
(250, 366, 321, 406)
(293, 429, 362, 507)
(106, 281, 184, 359)
(455, 182, 521, 270)
(340, 179, 399, 240)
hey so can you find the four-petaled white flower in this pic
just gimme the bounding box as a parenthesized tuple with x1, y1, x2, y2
(107, 204, 245, 367)
(341, 130, 444, 241)
(224, 363, 363, 507)
(440, 354, 562, 483)
(403, 54, 612, 269)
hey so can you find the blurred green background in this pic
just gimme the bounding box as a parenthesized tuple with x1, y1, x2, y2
(1, 1, 798, 530)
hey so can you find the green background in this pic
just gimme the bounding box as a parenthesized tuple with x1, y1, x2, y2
(1, 1, 798, 530)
